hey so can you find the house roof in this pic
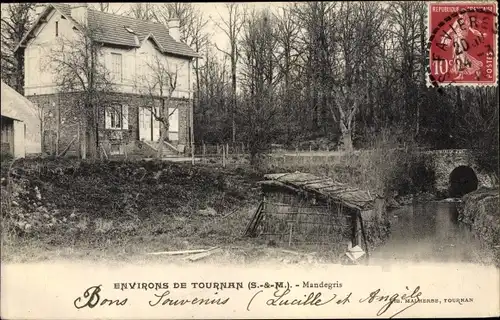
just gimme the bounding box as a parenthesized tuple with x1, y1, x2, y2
(260, 172, 379, 211)
(15, 4, 200, 59)
(1, 81, 39, 123)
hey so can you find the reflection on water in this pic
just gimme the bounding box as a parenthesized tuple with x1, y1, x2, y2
(370, 202, 490, 264)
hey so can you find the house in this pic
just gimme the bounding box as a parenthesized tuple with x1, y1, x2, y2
(14, 3, 199, 158)
(1, 81, 42, 158)
(245, 172, 389, 254)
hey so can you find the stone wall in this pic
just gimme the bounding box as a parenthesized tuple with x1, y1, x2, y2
(428, 149, 493, 196)
(27, 92, 192, 157)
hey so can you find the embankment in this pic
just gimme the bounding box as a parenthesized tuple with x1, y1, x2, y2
(457, 188, 500, 265)
(0, 158, 264, 261)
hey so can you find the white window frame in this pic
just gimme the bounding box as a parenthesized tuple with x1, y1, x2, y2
(105, 105, 128, 130)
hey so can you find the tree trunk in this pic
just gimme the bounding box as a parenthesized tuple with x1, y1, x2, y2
(340, 119, 354, 152)
(87, 125, 98, 159)
(231, 62, 237, 143)
(156, 101, 169, 159)
(156, 125, 167, 158)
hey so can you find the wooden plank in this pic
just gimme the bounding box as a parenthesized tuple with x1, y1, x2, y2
(185, 248, 222, 262)
(147, 247, 218, 256)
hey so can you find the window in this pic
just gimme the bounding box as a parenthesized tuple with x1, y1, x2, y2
(111, 53, 123, 82)
(105, 105, 128, 130)
(55, 21, 59, 37)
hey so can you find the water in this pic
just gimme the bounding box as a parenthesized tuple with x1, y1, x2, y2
(370, 201, 492, 265)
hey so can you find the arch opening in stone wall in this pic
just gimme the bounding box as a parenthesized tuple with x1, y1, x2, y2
(448, 165, 478, 197)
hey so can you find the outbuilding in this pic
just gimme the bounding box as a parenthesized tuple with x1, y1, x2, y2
(1, 81, 41, 158)
(245, 172, 389, 256)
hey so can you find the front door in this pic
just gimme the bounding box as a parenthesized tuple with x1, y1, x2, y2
(139, 107, 160, 141)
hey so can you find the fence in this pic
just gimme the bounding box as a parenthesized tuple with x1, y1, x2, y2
(245, 192, 356, 249)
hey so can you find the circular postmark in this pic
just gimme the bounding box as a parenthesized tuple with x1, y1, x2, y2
(427, 3, 498, 88)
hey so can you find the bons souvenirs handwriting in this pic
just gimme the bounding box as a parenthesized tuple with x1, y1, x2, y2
(72, 282, 434, 318)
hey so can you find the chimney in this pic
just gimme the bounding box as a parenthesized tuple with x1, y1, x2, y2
(70, 3, 88, 26)
(35, 4, 45, 18)
(168, 18, 180, 42)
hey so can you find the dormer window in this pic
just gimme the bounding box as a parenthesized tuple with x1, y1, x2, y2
(124, 26, 135, 34)
(55, 21, 59, 37)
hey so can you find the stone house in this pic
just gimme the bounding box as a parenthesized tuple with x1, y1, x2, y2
(14, 3, 199, 158)
(1, 81, 42, 158)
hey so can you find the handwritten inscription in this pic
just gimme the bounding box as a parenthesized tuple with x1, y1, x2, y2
(71, 282, 477, 317)
(246, 288, 351, 311)
(358, 286, 422, 318)
(74, 285, 128, 309)
(149, 290, 230, 306)
(74, 283, 430, 318)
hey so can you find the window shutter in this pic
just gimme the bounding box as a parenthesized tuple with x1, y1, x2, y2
(105, 108, 111, 129)
(122, 105, 129, 130)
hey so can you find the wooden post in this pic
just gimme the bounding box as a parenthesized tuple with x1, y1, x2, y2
(241, 142, 244, 154)
(77, 120, 81, 159)
(55, 101, 60, 155)
(222, 144, 226, 168)
(226, 143, 230, 157)
(203, 143, 206, 158)
(288, 223, 293, 247)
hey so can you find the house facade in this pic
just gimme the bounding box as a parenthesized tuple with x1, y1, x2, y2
(15, 3, 199, 158)
(1, 81, 42, 158)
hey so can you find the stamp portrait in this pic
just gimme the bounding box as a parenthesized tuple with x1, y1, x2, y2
(428, 2, 498, 86)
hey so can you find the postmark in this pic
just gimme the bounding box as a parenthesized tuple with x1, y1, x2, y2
(427, 2, 498, 87)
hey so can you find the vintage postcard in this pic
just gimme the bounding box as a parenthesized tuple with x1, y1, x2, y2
(1, 1, 499, 319)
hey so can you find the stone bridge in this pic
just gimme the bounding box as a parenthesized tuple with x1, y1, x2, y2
(423, 149, 494, 197)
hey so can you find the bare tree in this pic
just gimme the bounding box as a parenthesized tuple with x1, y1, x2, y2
(213, 3, 247, 143)
(196, 45, 231, 143)
(273, 5, 303, 143)
(48, 24, 115, 159)
(387, 1, 427, 136)
(33, 101, 52, 155)
(1, 3, 35, 94)
(329, 2, 386, 151)
(91, 3, 125, 14)
(154, 3, 210, 145)
(239, 10, 280, 164)
(136, 54, 182, 158)
(126, 3, 158, 21)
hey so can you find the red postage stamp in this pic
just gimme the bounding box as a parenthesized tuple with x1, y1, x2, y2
(427, 2, 498, 87)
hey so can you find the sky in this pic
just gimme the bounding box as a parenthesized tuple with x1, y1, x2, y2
(100, 2, 288, 53)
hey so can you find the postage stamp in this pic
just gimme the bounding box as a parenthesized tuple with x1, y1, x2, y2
(427, 2, 498, 87)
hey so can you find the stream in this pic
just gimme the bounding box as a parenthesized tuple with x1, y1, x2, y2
(369, 201, 492, 265)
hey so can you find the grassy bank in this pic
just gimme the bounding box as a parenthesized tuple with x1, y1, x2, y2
(1, 158, 356, 264)
(0, 138, 439, 264)
(0, 158, 259, 261)
(262, 148, 436, 204)
(458, 188, 500, 266)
